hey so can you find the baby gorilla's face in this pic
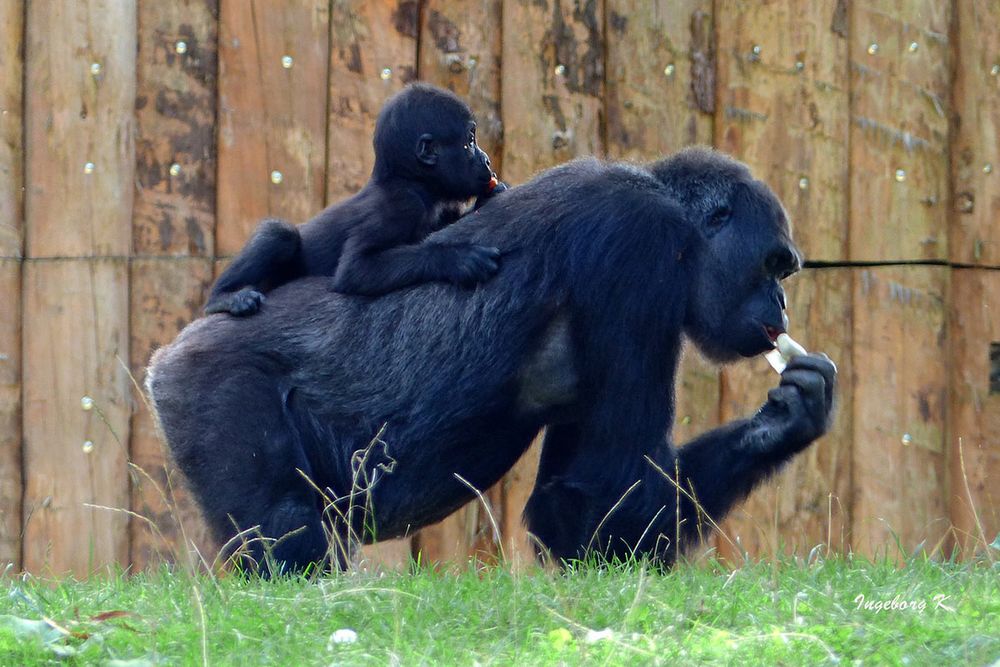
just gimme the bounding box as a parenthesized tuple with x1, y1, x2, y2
(432, 120, 496, 200)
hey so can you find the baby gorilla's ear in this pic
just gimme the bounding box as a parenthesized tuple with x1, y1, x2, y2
(415, 133, 438, 166)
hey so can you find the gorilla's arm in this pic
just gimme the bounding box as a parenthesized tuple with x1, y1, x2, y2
(331, 214, 501, 295)
(525, 354, 836, 563)
(672, 353, 835, 530)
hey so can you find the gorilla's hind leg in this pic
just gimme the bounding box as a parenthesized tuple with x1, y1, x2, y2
(204, 218, 303, 316)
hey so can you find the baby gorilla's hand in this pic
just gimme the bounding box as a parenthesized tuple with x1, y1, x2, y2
(448, 244, 501, 287)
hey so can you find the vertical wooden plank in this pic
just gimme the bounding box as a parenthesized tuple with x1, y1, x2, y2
(500, 439, 542, 568)
(24, 1, 135, 258)
(849, 1, 951, 262)
(325, 0, 419, 565)
(23, 1, 136, 576)
(0, 0, 22, 256)
(134, 0, 218, 259)
(326, 0, 418, 202)
(0, 262, 20, 568)
(605, 0, 714, 160)
(216, 0, 329, 255)
(0, 0, 23, 568)
(499, 0, 604, 564)
(948, 269, 1000, 555)
(501, 0, 603, 184)
(413, 0, 504, 566)
(950, 1, 1000, 267)
(717, 270, 853, 559)
(22, 260, 132, 576)
(355, 538, 412, 572)
(715, 0, 849, 262)
(602, 0, 718, 450)
(851, 267, 949, 558)
(130, 1, 220, 571)
(131, 260, 216, 570)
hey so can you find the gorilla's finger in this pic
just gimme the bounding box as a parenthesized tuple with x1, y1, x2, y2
(785, 353, 837, 378)
(766, 387, 791, 410)
(786, 353, 837, 411)
(778, 369, 828, 419)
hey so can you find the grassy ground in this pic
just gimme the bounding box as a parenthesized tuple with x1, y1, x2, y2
(1, 555, 997, 666)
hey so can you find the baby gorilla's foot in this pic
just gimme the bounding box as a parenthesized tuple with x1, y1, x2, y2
(205, 287, 265, 317)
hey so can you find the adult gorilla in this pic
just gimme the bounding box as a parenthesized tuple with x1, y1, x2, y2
(147, 147, 836, 572)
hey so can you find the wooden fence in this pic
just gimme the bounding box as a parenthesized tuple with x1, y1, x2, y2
(0, 0, 997, 576)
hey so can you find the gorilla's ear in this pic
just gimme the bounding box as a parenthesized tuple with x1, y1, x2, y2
(416, 134, 438, 166)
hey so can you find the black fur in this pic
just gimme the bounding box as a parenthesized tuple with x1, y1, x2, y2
(204, 83, 506, 316)
(148, 147, 836, 573)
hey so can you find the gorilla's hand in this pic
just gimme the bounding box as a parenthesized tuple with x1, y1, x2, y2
(446, 244, 501, 286)
(752, 353, 837, 454)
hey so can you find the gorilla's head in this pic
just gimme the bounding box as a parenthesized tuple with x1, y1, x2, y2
(650, 147, 802, 363)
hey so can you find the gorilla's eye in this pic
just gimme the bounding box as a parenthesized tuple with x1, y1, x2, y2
(707, 206, 731, 231)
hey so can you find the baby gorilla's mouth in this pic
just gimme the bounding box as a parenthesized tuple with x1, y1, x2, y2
(764, 324, 783, 343)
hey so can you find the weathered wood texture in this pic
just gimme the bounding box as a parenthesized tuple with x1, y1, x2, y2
(717, 269, 853, 559)
(129, 0, 219, 571)
(217, 0, 330, 254)
(0, 0, 23, 569)
(501, 0, 603, 183)
(851, 267, 949, 558)
(130, 259, 216, 569)
(22, 260, 132, 576)
(0, 0, 22, 257)
(25, 1, 136, 258)
(413, 0, 505, 566)
(498, 0, 605, 565)
(500, 437, 542, 569)
(22, 1, 136, 576)
(848, 2, 952, 262)
(605, 0, 714, 160)
(326, 0, 418, 202)
(0, 261, 21, 568)
(948, 269, 1000, 554)
(950, 0, 1000, 267)
(716, 0, 849, 262)
(133, 0, 218, 258)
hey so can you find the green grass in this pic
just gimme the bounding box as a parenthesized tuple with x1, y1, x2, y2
(1, 555, 997, 666)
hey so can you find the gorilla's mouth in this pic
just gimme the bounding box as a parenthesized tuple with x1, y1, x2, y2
(763, 324, 784, 344)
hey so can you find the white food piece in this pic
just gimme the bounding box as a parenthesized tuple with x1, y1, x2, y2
(765, 333, 808, 374)
(776, 333, 807, 359)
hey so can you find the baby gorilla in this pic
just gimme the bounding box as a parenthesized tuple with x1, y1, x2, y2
(204, 83, 506, 316)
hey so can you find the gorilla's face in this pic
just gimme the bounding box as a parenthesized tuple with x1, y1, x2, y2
(683, 178, 801, 363)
